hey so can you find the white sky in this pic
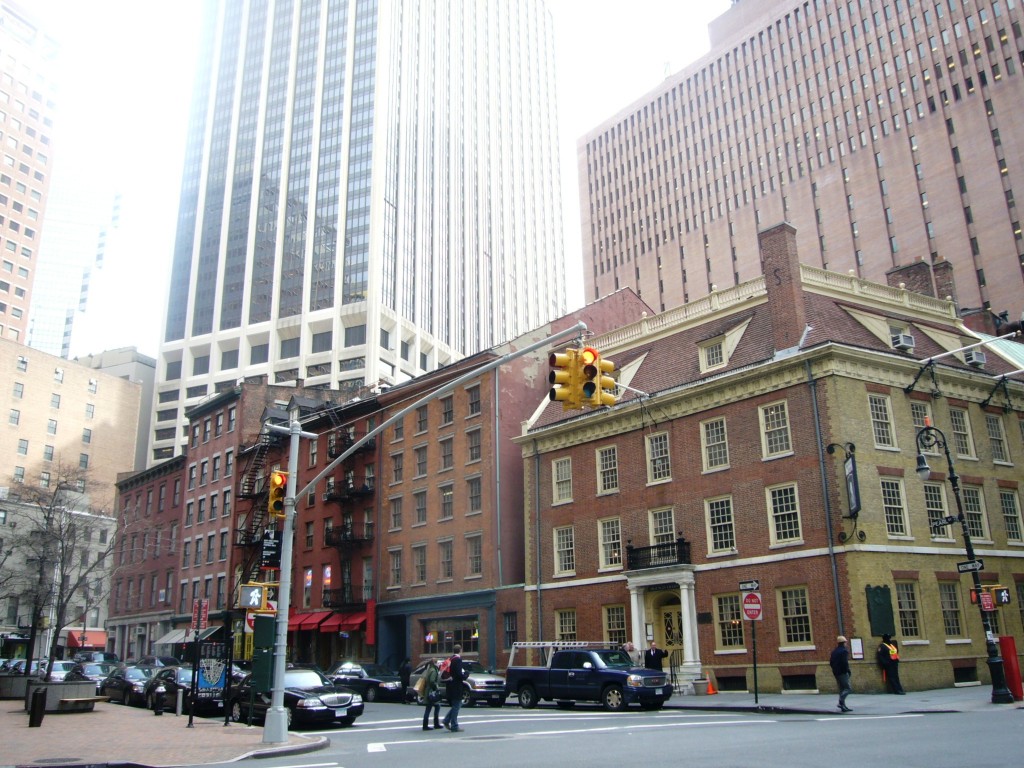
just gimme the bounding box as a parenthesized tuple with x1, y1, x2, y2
(31, 0, 731, 358)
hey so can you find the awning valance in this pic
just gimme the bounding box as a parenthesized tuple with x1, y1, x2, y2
(338, 612, 366, 631)
(300, 612, 328, 629)
(319, 613, 344, 632)
(65, 630, 108, 648)
(153, 629, 187, 645)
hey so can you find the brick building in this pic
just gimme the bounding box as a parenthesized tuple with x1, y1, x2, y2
(518, 223, 1024, 693)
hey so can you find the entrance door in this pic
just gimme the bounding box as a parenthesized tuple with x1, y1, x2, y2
(660, 606, 683, 664)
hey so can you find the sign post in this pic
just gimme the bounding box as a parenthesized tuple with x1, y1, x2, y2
(741, 587, 763, 704)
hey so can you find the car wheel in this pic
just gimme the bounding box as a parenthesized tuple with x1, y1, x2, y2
(461, 687, 474, 707)
(517, 684, 538, 709)
(230, 700, 244, 723)
(602, 685, 626, 712)
(364, 685, 377, 702)
(122, 690, 132, 706)
(286, 706, 293, 729)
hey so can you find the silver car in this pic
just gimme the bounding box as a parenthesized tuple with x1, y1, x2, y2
(410, 659, 506, 708)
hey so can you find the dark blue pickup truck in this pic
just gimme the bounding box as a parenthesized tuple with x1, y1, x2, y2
(504, 642, 672, 711)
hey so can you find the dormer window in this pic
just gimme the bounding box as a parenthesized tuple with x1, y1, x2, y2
(700, 339, 726, 372)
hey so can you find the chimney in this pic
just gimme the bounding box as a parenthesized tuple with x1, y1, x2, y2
(758, 222, 806, 352)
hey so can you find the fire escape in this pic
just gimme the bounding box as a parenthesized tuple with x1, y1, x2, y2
(234, 430, 285, 587)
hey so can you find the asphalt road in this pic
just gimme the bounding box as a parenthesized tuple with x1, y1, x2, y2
(184, 701, 1022, 768)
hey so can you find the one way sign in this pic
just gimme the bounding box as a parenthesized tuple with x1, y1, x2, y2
(957, 559, 984, 573)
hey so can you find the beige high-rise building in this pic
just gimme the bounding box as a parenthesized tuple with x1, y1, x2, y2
(580, 0, 1024, 322)
(0, 2, 58, 345)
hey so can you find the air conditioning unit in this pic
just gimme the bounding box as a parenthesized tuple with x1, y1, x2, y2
(964, 349, 987, 367)
(891, 333, 916, 351)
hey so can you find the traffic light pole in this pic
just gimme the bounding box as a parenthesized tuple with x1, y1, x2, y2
(262, 412, 316, 744)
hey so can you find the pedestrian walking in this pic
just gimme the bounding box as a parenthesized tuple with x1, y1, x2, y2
(876, 633, 905, 694)
(440, 645, 468, 732)
(830, 635, 853, 712)
(399, 657, 412, 703)
(643, 640, 669, 671)
(420, 659, 442, 731)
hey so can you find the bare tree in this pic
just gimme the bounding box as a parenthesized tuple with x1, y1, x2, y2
(1, 461, 126, 679)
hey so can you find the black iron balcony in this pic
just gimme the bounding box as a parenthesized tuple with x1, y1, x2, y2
(325, 521, 375, 547)
(322, 586, 368, 611)
(234, 529, 262, 547)
(625, 537, 691, 570)
(323, 478, 375, 503)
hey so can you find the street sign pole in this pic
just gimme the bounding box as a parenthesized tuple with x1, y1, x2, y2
(752, 619, 758, 705)
(741, 585, 762, 705)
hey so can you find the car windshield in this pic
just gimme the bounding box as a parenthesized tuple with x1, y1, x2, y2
(327, 662, 360, 676)
(463, 661, 490, 674)
(284, 669, 330, 688)
(361, 663, 392, 677)
(174, 669, 193, 683)
(52, 662, 74, 671)
(84, 664, 115, 675)
(125, 668, 152, 681)
(594, 650, 634, 668)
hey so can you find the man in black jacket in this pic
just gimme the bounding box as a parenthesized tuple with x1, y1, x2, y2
(441, 645, 467, 732)
(830, 635, 852, 712)
(643, 641, 669, 671)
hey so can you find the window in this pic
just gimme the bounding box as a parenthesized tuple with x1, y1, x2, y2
(219, 531, 228, 560)
(880, 479, 909, 536)
(212, 456, 221, 481)
(768, 484, 802, 544)
(13, 466, 23, 483)
(228, 406, 236, 432)
(599, 518, 622, 568)
(11, 381, 22, 398)
(182, 541, 191, 568)
(50, 392, 60, 409)
(412, 545, 426, 584)
(702, 417, 729, 470)
(896, 582, 921, 638)
(949, 408, 976, 458)
(389, 497, 402, 530)
(466, 534, 482, 576)
(79, 453, 89, 470)
(53, 367, 63, 383)
(440, 485, 454, 519)
(924, 483, 953, 539)
(416, 405, 428, 433)
(467, 476, 482, 513)
(193, 537, 203, 565)
(869, 394, 897, 448)
(414, 490, 427, 525)
(555, 609, 577, 641)
(311, 330, 332, 353)
(414, 446, 427, 477)
(604, 605, 627, 645)
(985, 414, 1009, 463)
(504, 612, 518, 648)
(215, 413, 224, 437)
(8, 408, 18, 425)
(82, 428, 91, 444)
(706, 496, 736, 552)
(999, 490, 1023, 542)
(646, 432, 671, 482)
(701, 339, 725, 370)
(650, 507, 675, 545)
(42, 444, 53, 461)
(760, 402, 792, 457)
(441, 396, 454, 425)
(467, 385, 481, 415)
(16, 438, 27, 455)
(716, 594, 745, 648)
(185, 501, 193, 527)
(439, 539, 453, 579)
(84, 404, 94, 419)
(554, 526, 575, 575)
(467, 429, 481, 462)
(440, 438, 453, 470)
(939, 582, 963, 637)
(280, 337, 299, 358)
(388, 549, 402, 587)
(597, 446, 619, 494)
(393, 420, 404, 441)
(962, 486, 990, 540)
(391, 453, 404, 483)
(39, 471, 50, 488)
(552, 457, 572, 503)
(15, 355, 26, 371)
(779, 586, 812, 645)
(224, 450, 233, 477)
(47, 419, 57, 434)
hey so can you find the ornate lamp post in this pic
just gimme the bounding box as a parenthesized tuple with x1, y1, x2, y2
(915, 422, 1015, 704)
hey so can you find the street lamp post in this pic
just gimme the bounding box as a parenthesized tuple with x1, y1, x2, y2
(915, 423, 1015, 704)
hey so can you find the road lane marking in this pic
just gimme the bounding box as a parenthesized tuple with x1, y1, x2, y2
(814, 714, 924, 722)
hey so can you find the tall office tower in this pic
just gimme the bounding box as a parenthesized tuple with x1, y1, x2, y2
(580, 0, 1024, 321)
(152, 0, 566, 463)
(0, 3, 58, 346)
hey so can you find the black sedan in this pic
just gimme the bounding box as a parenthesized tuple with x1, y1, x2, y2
(143, 666, 224, 715)
(229, 668, 363, 729)
(65, 662, 120, 693)
(100, 665, 157, 706)
(325, 661, 399, 702)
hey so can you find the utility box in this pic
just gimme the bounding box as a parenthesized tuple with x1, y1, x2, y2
(251, 648, 274, 694)
(253, 614, 275, 648)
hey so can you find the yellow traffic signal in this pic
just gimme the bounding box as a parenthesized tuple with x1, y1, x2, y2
(549, 348, 580, 409)
(580, 347, 617, 407)
(268, 470, 288, 519)
(594, 353, 618, 407)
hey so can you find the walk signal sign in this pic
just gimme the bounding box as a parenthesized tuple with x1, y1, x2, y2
(268, 470, 288, 519)
(549, 348, 581, 410)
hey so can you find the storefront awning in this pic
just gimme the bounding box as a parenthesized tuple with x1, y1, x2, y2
(287, 613, 302, 632)
(319, 613, 344, 632)
(287, 612, 328, 631)
(154, 629, 187, 645)
(337, 612, 366, 632)
(65, 630, 108, 648)
(196, 626, 221, 641)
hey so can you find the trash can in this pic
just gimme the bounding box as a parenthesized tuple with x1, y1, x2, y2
(692, 679, 709, 696)
(28, 687, 46, 727)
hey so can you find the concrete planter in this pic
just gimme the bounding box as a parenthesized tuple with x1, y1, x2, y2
(0, 675, 31, 700)
(691, 679, 709, 696)
(23, 680, 97, 712)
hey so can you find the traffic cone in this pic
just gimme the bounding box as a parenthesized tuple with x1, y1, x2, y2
(706, 678, 717, 695)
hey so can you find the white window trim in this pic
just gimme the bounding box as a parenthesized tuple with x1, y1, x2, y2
(704, 494, 737, 556)
(552, 457, 573, 505)
(868, 393, 899, 450)
(596, 445, 619, 495)
(645, 432, 672, 485)
(597, 516, 623, 571)
(553, 525, 575, 577)
(759, 400, 794, 460)
(700, 416, 730, 473)
(766, 482, 804, 547)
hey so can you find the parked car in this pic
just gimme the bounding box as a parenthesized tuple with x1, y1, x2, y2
(99, 665, 157, 706)
(73, 651, 120, 664)
(7, 659, 47, 676)
(325, 661, 390, 702)
(136, 655, 182, 667)
(66, 662, 119, 693)
(229, 667, 363, 729)
(409, 659, 507, 707)
(143, 666, 223, 715)
(46, 660, 78, 681)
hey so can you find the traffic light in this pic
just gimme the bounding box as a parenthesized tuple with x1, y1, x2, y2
(268, 470, 288, 519)
(580, 347, 618, 408)
(549, 348, 581, 410)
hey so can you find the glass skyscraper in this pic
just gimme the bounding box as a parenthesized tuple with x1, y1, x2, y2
(152, 0, 565, 462)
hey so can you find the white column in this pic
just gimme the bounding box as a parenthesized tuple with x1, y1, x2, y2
(677, 574, 702, 679)
(629, 585, 643, 650)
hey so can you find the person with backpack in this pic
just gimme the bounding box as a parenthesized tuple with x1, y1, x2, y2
(420, 659, 442, 731)
(440, 645, 467, 732)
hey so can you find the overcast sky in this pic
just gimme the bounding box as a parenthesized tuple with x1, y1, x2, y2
(32, 0, 730, 357)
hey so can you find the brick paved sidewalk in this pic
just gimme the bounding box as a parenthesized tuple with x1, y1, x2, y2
(0, 699, 326, 768)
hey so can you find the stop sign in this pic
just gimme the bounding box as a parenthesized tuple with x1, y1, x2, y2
(742, 591, 763, 621)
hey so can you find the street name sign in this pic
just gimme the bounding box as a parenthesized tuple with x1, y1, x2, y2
(957, 559, 984, 573)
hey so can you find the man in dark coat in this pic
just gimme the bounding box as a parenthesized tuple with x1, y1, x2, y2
(441, 645, 467, 732)
(830, 635, 853, 712)
(876, 633, 905, 694)
(399, 658, 412, 703)
(644, 641, 669, 671)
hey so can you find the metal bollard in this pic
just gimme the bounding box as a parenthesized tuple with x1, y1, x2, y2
(28, 687, 46, 727)
(176, 687, 184, 716)
(152, 684, 166, 716)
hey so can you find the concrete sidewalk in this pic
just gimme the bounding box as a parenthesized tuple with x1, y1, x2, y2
(0, 698, 327, 768)
(665, 683, 1023, 716)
